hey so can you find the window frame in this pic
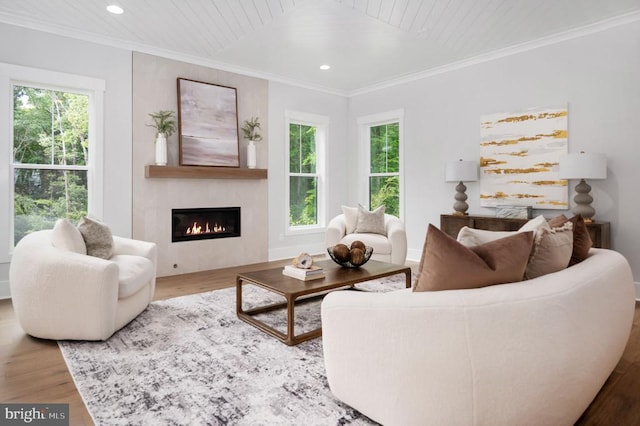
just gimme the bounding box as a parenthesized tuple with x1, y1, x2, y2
(1, 63, 105, 261)
(284, 110, 328, 235)
(357, 109, 405, 221)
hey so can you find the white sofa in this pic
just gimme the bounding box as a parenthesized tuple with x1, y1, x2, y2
(325, 213, 407, 265)
(10, 229, 157, 341)
(321, 249, 635, 425)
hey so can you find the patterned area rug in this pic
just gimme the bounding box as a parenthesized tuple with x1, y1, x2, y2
(59, 274, 411, 425)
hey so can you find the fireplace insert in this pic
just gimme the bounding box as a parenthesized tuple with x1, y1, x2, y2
(172, 207, 241, 242)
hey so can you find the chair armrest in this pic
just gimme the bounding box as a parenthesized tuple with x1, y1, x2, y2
(113, 236, 157, 266)
(325, 214, 347, 248)
(385, 215, 407, 264)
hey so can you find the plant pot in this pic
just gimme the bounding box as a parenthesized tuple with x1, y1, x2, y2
(247, 140, 256, 169)
(155, 133, 167, 166)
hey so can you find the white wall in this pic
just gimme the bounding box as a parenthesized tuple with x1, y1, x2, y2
(0, 23, 132, 297)
(348, 20, 640, 281)
(267, 81, 349, 260)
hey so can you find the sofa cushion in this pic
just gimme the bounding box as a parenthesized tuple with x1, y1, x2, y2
(355, 205, 386, 235)
(111, 255, 154, 298)
(524, 221, 573, 279)
(341, 233, 391, 255)
(77, 217, 114, 259)
(548, 214, 592, 266)
(414, 224, 533, 292)
(341, 205, 359, 234)
(51, 218, 87, 254)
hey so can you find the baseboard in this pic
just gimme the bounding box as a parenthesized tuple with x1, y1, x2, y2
(269, 243, 327, 262)
(0, 279, 10, 300)
(406, 248, 422, 263)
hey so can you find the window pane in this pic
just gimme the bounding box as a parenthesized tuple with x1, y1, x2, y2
(369, 175, 399, 217)
(14, 169, 88, 244)
(289, 123, 316, 174)
(289, 176, 317, 226)
(370, 123, 399, 174)
(13, 86, 89, 166)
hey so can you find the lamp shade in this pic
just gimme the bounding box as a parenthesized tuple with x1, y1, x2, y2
(558, 152, 607, 180)
(445, 160, 478, 182)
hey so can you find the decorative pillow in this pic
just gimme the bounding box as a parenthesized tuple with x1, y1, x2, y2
(354, 204, 386, 235)
(51, 218, 87, 254)
(457, 214, 548, 247)
(77, 217, 114, 259)
(524, 221, 573, 279)
(548, 214, 592, 266)
(341, 205, 359, 234)
(414, 224, 534, 292)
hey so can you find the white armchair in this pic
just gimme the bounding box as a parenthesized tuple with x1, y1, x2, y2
(9, 227, 157, 341)
(325, 213, 407, 265)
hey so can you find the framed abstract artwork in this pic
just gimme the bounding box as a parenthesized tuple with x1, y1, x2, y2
(479, 105, 569, 210)
(177, 78, 240, 167)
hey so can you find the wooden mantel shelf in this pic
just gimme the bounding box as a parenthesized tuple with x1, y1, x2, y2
(145, 165, 267, 180)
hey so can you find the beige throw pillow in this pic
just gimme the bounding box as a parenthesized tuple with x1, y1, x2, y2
(415, 224, 533, 292)
(77, 217, 114, 259)
(51, 218, 87, 254)
(524, 221, 573, 279)
(354, 204, 386, 235)
(341, 205, 359, 234)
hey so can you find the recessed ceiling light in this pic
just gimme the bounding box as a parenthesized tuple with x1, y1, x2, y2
(106, 5, 124, 14)
(319, 64, 331, 71)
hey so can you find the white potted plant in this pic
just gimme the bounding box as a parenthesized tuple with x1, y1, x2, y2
(240, 117, 263, 169)
(147, 110, 176, 166)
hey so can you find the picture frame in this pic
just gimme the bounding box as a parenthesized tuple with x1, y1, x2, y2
(177, 78, 240, 167)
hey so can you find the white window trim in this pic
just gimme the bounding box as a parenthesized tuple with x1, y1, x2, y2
(284, 110, 328, 236)
(0, 63, 105, 262)
(357, 109, 405, 221)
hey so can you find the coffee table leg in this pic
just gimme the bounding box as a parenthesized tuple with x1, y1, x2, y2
(286, 295, 295, 345)
(405, 270, 412, 288)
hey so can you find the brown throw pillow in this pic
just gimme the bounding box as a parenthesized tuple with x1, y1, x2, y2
(524, 222, 573, 279)
(548, 214, 592, 266)
(414, 224, 534, 292)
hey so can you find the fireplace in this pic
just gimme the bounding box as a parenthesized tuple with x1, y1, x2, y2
(172, 207, 241, 242)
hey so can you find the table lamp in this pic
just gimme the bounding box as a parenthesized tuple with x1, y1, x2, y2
(445, 159, 478, 216)
(558, 152, 607, 222)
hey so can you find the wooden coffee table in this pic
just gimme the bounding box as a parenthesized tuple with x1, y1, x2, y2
(236, 259, 411, 346)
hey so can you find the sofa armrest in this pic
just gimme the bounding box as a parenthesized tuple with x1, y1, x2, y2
(113, 236, 157, 266)
(325, 214, 347, 248)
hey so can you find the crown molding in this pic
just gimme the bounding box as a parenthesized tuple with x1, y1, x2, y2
(1, 9, 638, 98)
(348, 10, 640, 96)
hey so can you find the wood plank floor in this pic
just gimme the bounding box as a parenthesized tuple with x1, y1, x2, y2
(1, 258, 638, 425)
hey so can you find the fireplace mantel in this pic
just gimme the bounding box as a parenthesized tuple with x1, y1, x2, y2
(145, 165, 267, 179)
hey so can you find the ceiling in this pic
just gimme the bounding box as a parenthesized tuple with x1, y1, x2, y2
(0, 0, 639, 95)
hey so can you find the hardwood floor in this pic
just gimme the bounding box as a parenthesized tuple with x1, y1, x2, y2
(1, 258, 639, 425)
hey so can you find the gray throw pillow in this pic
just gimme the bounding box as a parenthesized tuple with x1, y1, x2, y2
(354, 205, 386, 235)
(77, 217, 114, 259)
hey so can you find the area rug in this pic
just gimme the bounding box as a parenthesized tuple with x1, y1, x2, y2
(59, 274, 412, 425)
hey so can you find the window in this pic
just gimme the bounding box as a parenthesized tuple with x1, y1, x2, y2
(1, 63, 104, 256)
(12, 86, 90, 245)
(286, 111, 327, 232)
(358, 110, 403, 218)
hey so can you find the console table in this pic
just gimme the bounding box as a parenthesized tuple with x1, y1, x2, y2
(440, 214, 611, 249)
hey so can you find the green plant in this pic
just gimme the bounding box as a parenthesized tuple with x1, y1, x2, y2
(147, 110, 176, 137)
(240, 116, 263, 141)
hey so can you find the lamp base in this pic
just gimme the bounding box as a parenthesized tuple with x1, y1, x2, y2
(572, 179, 596, 222)
(452, 181, 469, 215)
(452, 211, 468, 216)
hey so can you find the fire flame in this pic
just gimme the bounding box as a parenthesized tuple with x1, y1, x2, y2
(185, 221, 226, 235)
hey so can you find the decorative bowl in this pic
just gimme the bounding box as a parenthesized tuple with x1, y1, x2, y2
(327, 245, 373, 268)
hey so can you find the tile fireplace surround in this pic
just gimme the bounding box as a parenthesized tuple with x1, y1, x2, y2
(132, 52, 269, 277)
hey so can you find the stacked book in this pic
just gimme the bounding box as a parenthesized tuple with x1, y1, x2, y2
(282, 264, 325, 281)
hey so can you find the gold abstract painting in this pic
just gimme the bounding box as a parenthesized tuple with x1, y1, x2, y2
(479, 106, 568, 209)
